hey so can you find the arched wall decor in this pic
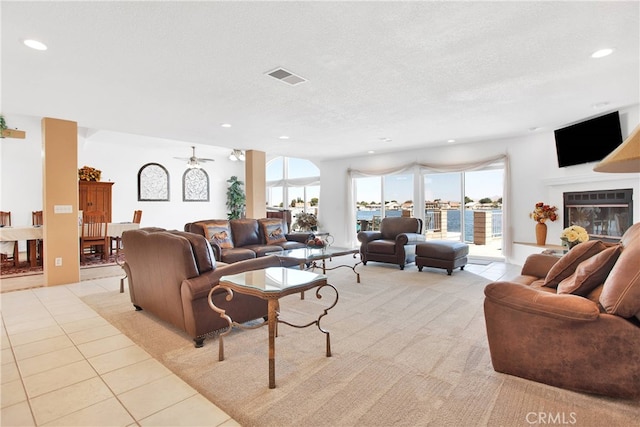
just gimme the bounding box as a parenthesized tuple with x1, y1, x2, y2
(138, 163, 170, 201)
(182, 168, 210, 202)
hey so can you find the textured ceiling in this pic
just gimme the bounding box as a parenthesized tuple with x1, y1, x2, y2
(2, 1, 639, 160)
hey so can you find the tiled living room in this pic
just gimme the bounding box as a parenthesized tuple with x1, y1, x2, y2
(2, 2, 640, 426)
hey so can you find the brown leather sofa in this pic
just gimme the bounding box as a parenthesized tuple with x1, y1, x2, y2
(357, 217, 425, 269)
(184, 218, 312, 263)
(483, 221, 640, 398)
(122, 227, 284, 347)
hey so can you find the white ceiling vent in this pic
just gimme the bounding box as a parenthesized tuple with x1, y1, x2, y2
(266, 67, 307, 86)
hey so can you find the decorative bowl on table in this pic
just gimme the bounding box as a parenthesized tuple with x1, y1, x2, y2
(306, 237, 328, 249)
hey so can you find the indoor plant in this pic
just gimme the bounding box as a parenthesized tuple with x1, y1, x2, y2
(293, 212, 318, 232)
(226, 176, 246, 219)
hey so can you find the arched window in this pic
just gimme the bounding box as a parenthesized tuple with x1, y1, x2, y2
(138, 163, 169, 201)
(182, 168, 210, 201)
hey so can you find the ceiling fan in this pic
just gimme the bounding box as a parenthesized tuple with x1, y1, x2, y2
(174, 146, 215, 168)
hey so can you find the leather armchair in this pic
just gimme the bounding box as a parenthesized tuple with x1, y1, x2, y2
(357, 217, 425, 269)
(483, 222, 640, 398)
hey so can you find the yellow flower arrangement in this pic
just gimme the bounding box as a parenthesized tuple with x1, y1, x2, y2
(78, 166, 101, 181)
(561, 225, 589, 249)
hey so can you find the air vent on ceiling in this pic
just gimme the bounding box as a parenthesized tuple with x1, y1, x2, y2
(266, 67, 307, 86)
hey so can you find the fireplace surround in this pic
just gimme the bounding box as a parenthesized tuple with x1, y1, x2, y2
(563, 189, 633, 243)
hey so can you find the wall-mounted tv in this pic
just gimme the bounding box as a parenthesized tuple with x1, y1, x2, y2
(554, 111, 623, 168)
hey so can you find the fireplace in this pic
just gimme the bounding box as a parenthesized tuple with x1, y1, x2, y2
(563, 189, 633, 243)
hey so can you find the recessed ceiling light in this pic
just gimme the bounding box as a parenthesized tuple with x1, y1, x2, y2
(592, 101, 610, 109)
(447, 139, 456, 143)
(279, 135, 289, 140)
(221, 123, 231, 128)
(368, 150, 376, 154)
(23, 39, 47, 51)
(591, 48, 614, 58)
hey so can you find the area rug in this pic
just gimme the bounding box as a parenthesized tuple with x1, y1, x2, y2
(81, 263, 640, 427)
(1, 252, 125, 278)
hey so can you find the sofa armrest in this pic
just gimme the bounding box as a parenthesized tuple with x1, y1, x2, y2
(182, 255, 284, 300)
(285, 232, 313, 243)
(521, 254, 560, 278)
(484, 282, 599, 321)
(357, 231, 382, 243)
(397, 232, 426, 245)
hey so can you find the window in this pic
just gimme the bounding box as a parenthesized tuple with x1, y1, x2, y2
(267, 156, 320, 227)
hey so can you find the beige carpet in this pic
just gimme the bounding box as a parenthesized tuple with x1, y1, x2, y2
(82, 262, 640, 427)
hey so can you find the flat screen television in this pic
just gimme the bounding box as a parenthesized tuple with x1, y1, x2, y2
(554, 111, 623, 168)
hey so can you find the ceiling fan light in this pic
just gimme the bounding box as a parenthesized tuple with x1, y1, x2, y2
(229, 149, 245, 162)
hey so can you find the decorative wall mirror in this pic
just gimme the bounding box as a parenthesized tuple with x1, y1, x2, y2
(183, 168, 210, 202)
(138, 163, 170, 201)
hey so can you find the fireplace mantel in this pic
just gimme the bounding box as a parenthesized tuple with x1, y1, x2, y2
(542, 173, 639, 187)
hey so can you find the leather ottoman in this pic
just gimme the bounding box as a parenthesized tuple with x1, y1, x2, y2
(416, 241, 469, 275)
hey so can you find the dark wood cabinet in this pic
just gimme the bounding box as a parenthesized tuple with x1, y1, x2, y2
(79, 181, 113, 222)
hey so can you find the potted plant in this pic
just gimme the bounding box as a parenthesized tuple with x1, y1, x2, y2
(293, 212, 318, 232)
(0, 115, 7, 138)
(226, 176, 246, 219)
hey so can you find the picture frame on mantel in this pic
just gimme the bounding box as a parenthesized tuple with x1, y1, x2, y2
(138, 163, 170, 201)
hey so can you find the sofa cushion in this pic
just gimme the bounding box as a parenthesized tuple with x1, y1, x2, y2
(197, 220, 234, 249)
(230, 219, 262, 247)
(167, 230, 217, 273)
(600, 231, 640, 319)
(258, 218, 287, 245)
(543, 240, 608, 288)
(557, 245, 622, 296)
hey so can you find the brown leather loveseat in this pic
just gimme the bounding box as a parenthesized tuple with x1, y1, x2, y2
(122, 227, 284, 347)
(357, 217, 425, 269)
(184, 217, 312, 263)
(483, 222, 640, 398)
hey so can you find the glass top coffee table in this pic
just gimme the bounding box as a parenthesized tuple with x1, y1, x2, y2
(209, 267, 338, 389)
(278, 246, 362, 283)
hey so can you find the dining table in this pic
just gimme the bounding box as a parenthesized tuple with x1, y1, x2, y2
(0, 222, 140, 268)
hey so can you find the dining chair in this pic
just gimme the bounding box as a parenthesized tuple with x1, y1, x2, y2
(0, 211, 20, 267)
(133, 210, 142, 224)
(111, 209, 143, 254)
(32, 210, 44, 265)
(81, 210, 109, 262)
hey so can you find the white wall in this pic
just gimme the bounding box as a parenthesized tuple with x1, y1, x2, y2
(316, 104, 640, 265)
(2, 106, 639, 265)
(1, 115, 244, 234)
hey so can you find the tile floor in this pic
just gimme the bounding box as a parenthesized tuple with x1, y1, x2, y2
(1, 269, 240, 427)
(1, 261, 520, 426)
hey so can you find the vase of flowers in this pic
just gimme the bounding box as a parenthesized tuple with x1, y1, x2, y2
(530, 202, 558, 245)
(561, 225, 589, 251)
(78, 166, 101, 181)
(293, 212, 318, 232)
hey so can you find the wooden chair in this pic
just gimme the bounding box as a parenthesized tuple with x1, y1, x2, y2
(111, 210, 142, 254)
(32, 210, 44, 264)
(133, 210, 142, 224)
(81, 211, 109, 262)
(0, 211, 20, 267)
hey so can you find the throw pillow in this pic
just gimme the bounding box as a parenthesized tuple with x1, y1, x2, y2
(557, 245, 622, 296)
(198, 220, 234, 249)
(259, 219, 287, 245)
(543, 240, 607, 288)
(600, 239, 640, 319)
